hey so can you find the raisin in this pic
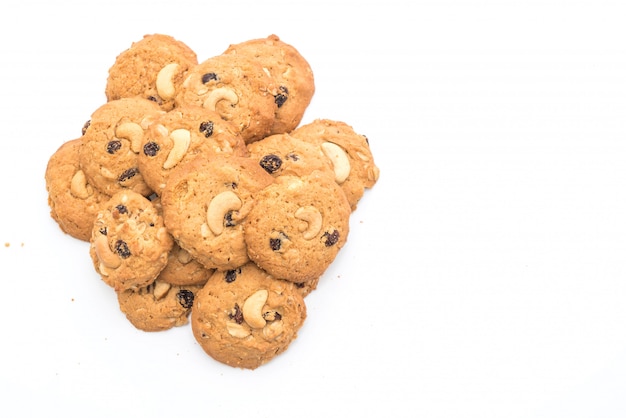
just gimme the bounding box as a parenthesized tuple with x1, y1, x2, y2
(107, 140, 122, 154)
(259, 154, 282, 174)
(199, 121, 214, 138)
(118, 167, 138, 183)
(201, 72, 218, 83)
(224, 212, 235, 227)
(99, 227, 108, 235)
(82, 120, 91, 135)
(114, 240, 131, 258)
(115, 204, 128, 215)
(143, 141, 160, 157)
(224, 268, 241, 283)
(269, 238, 282, 251)
(229, 304, 244, 324)
(177, 290, 195, 309)
(322, 230, 340, 247)
(274, 86, 288, 108)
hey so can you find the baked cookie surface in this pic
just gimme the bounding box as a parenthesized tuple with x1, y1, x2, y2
(89, 190, 173, 291)
(191, 262, 307, 369)
(105, 33, 198, 111)
(244, 170, 351, 283)
(158, 242, 214, 287)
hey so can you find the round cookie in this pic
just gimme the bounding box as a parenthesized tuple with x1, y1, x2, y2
(191, 262, 307, 369)
(160, 155, 274, 271)
(290, 119, 381, 211)
(158, 242, 214, 287)
(89, 190, 173, 291)
(137, 105, 247, 193)
(105, 33, 198, 111)
(45, 137, 110, 241)
(175, 53, 277, 143)
(223, 34, 315, 135)
(80, 97, 164, 197)
(244, 170, 351, 283)
(117, 278, 202, 332)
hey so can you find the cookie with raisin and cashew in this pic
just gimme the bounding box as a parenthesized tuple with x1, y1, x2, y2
(175, 53, 277, 143)
(247, 133, 333, 178)
(45, 137, 110, 241)
(223, 34, 315, 135)
(160, 155, 274, 271)
(244, 170, 351, 283)
(89, 190, 173, 292)
(191, 262, 307, 369)
(79, 97, 164, 197)
(137, 105, 247, 194)
(117, 278, 202, 332)
(105, 33, 198, 111)
(290, 119, 381, 211)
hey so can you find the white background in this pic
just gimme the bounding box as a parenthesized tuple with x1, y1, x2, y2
(1, 1, 625, 417)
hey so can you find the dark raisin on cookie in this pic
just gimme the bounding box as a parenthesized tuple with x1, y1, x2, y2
(224, 268, 241, 283)
(224, 212, 236, 227)
(322, 230, 340, 247)
(82, 120, 91, 135)
(143, 141, 160, 157)
(269, 237, 282, 251)
(199, 121, 214, 138)
(259, 154, 282, 174)
(114, 240, 131, 258)
(274, 86, 288, 108)
(99, 227, 108, 235)
(107, 140, 122, 154)
(229, 303, 244, 324)
(118, 167, 138, 183)
(201, 73, 218, 83)
(176, 289, 195, 309)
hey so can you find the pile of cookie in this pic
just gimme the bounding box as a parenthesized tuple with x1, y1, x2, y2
(45, 34, 379, 369)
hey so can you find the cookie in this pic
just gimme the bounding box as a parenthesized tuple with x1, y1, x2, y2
(79, 97, 164, 197)
(89, 190, 173, 291)
(175, 53, 277, 143)
(45, 137, 110, 241)
(247, 133, 333, 178)
(160, 155, 274, 271)
(117, 278, 202, 332)
(137, 104, 247, 194)
(105, 34, 198, 111)
(191, 262, 307, 369)
(223, 34, 315, 135)
(290, 119, 381, 211)
(158, 242, 214, 287)
(244, 170, 351, 283)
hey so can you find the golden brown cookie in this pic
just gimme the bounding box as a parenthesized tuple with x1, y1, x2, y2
(290, 119, 381, 211)
(244, 170, 351, 283)
(117, 278, 202, 332)
(137, 104, 247, 194)
(79, 97, 164, 197)
(191, 262, 307, 369)
(45, 137, 110, 241)
(105, 34, 198, 111)
(157, 242, 214, 287)
(89, 190, 173, 291)
(175, 53, 277, 143)
(223, 34, 315, 135)
(160, 155, 274, 271)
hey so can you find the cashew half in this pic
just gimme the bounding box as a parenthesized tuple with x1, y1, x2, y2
(70, 169, 91, 199)
(242, 289, 268, 329)
(226, 322, 251, 338)
(321, 142, 351, 184)
(206, 191, 242, 236)
(294, 206, 323, 240)
(152, 280, 172, 300)
(115, 122, 145, 153)
(203, 87, 239, 111)
(94, 235, 121, 269)
(155, 63, 180, 100)
(162, 128, 191, 169)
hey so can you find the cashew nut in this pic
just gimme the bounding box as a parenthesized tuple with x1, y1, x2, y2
(70, 169, 91, 199)
(203, 87, 239, 111)
(242, 289, 268, 329)
(115, 122, 144, 153)
(321, 142, 351, 184)
(262, 320, 284, 340)
(162, 128, 191, 169)
(226, 322, 251, 338)
(94, 234, 121, 269)
(152, 280, 172, 300)
(206, 191, 242, 236)
(155, 63, 180, 100)
(294, 206, 323, 240)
